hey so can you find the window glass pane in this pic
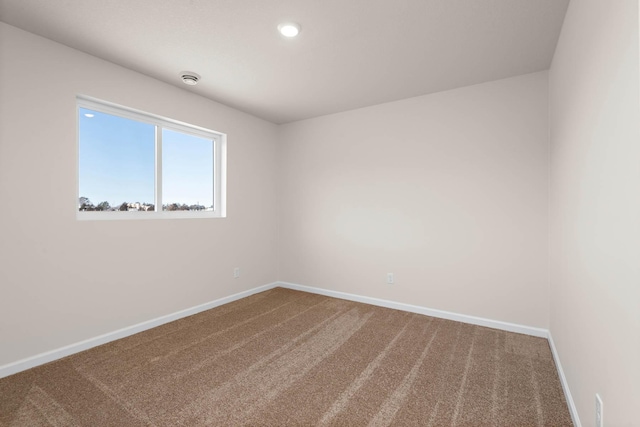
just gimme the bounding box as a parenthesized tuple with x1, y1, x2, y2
(78, 108, 155, 211)
(162, 129, 214, 211)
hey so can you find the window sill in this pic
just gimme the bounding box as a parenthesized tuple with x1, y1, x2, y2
(76, 211, 225, 220)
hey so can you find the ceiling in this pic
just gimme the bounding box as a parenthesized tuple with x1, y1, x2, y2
(0, 0, 569, 124)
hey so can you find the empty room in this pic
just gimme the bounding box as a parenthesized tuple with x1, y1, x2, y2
(0, 0, 638, 426)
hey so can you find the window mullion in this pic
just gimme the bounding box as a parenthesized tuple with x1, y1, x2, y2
(155, 126, 163, 212)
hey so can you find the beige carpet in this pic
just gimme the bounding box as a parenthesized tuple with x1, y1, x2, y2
(0, 287, 573, 426)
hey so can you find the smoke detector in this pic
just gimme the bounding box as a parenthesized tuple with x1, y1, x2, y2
(180, 72, 200, 86)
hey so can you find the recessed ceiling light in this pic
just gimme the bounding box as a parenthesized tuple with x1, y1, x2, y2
(278, 22, 301, 38)
(180, 72, 201, 86)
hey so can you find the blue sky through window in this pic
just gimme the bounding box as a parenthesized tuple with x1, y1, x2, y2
(79, 108, 214, 209)
(79, 108, 155, 207)
(162, 129, 213, 208)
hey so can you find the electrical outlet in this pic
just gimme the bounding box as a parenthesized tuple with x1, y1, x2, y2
(233, 267, 240, 279)
(595, 393, 603, 427)
(387, 273, 394, 284)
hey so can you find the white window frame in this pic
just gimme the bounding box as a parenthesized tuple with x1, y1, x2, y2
(76, 96, 226, 220)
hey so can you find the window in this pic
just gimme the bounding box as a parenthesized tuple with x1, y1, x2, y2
(77, 97, 226, 219)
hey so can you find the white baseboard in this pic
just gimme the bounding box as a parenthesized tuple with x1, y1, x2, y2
(0, 282, 278, 379)
(276, 281, 548, 338)
(548, 332, 582, 427)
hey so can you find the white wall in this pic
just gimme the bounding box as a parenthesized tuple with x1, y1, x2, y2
(278, 72, 550, 328)
(549, 0, 640, 425)
(0, 23, 279, 366)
